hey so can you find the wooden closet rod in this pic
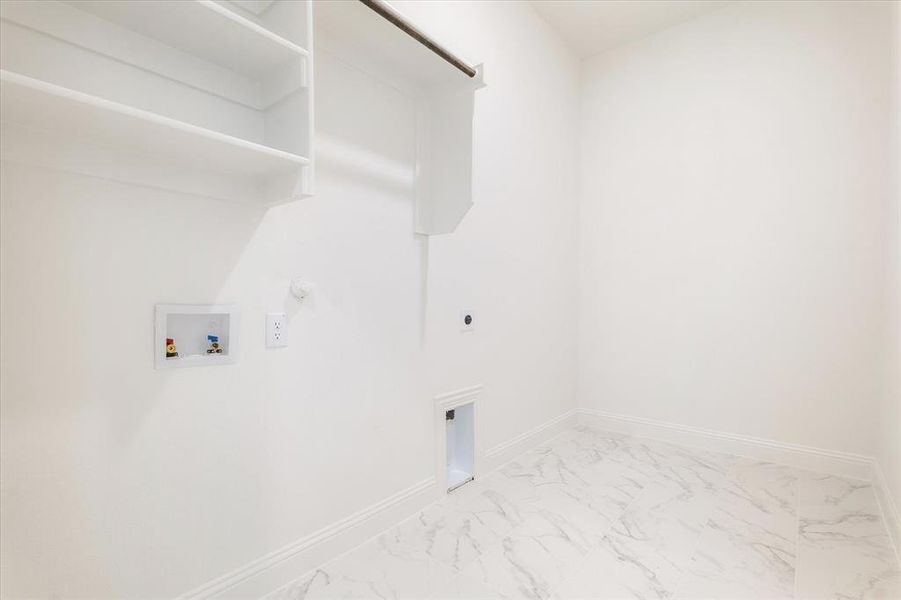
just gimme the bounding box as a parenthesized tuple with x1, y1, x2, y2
(359, 0, 477, 79)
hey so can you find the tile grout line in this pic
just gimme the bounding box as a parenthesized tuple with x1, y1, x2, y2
(668, 459, 738, 600)
(552, 441, 734, 599)
(546, 440, 657, 598)
(268, 427, 897, 600)
(266, 424, 587, 598)
(449, 426, 647, 597)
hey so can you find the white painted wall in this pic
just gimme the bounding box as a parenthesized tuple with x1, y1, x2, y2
(6, 0, 897, 595)
(0, 1, 579, 597)
(879, 0, 901, 535)
(392, 0, 580, 450)
(579, 0, 896, 464)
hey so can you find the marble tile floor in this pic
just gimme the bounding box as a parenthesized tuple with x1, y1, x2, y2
(265, 425, 901, 600)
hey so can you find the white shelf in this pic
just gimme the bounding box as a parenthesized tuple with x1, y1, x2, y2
(62, 0, 308, 79)
(1, 0, 313, 203)
(0, 69, 308, 181)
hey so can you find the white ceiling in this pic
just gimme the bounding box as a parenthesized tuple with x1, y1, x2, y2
(529, 0, 734, 58)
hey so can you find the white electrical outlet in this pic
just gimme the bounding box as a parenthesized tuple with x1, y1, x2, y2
(266, 312, 288, 348)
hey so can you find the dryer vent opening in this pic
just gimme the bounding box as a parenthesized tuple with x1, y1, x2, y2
(446, 403, 474, 492)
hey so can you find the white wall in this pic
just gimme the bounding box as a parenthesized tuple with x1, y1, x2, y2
(879, 0, 901, 536)
(579, 0, 896, 461)
(392, 0, 580, 448)
(0, 1, 580, 597)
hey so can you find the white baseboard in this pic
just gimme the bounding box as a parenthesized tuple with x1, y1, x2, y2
(180, 409, 578, 599)
(578, 407, 901, 563)
(577, 408, 873, 480)
(871, 460, 901, 566)
(182, 407, 897, 599)
(482, 409, 578, 471)
(178, 477, 439, 599)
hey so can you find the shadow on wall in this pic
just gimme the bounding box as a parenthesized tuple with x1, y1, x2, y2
(0, 39, 435, 600)
(0, 158, 271, 596)
(316, 134, 415, 200)
(0, 161, 266, 444)
(312, 49, 430, 343)
(314, 50, 418, 202)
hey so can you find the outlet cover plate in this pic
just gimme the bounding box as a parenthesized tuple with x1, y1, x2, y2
(266, 312, 288, 348)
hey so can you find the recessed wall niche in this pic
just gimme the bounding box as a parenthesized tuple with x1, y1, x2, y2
(154, 304, 239, 369)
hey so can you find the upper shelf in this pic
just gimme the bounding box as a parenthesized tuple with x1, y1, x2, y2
(61, 0, 309, 79)
(0, 0, 313, 204)
(0, 69, 308, 179)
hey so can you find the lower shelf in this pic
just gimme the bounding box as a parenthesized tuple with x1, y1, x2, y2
(0, 70, 310, 203)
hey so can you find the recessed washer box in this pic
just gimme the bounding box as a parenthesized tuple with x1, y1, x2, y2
(154, 304, 239, 369)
